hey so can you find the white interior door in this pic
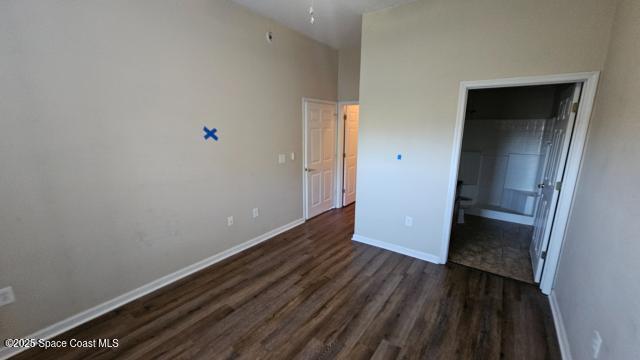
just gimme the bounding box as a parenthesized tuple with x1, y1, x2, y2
(343, 105, 359, 206)
(530, 83, 582, 282)
(305, 100, 336, 219)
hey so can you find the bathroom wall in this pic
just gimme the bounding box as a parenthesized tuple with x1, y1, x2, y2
(458, 85, 565, 221)
(465, 85, 558, 120)
(459, 118, 547, 217)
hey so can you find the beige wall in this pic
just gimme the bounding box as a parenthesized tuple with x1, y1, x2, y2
(554, 0, 640, 358)
(355, 0, 616, 259)
(0, 0, 337, 339)
(338, 47, 361, 101)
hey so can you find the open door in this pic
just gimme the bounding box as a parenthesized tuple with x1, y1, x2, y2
(305, 100, 337, 219)
(342, 105, 359, 206)
(530, 83, 582, 282)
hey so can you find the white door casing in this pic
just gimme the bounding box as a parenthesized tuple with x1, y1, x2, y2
(305, 100, 336, 219)
(445, 72, 599, 294)
(343, 105, 359, 206)
(530, 83, 582, 282)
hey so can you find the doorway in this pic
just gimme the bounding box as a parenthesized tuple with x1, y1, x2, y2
(303, 99, 337, 219)
(443, 72, 599, 294)
(340, 103, 360, 207)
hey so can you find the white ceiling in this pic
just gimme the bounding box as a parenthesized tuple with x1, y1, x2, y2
(233, 0, 417, 49)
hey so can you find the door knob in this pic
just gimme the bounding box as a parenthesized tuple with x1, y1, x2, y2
(305, 168, 316, 172)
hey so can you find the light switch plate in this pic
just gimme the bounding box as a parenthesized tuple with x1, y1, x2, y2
(227, 216, 234, 226)
(290, 152, 295, 161)
(278, 154, 286, 164)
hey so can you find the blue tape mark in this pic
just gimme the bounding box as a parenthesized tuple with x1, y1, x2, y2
(397, 154, 402, 160)
(203, 126, 218, 141)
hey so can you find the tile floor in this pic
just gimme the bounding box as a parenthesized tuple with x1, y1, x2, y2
(448, 215, 535, 283)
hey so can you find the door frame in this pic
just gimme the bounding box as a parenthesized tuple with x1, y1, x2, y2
(441, 72, 600, 294)
(336, 100, 359, 209)
(302, 98, 338, 220)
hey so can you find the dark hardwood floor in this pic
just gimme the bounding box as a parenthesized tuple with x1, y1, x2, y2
(15, 205, 560, 359)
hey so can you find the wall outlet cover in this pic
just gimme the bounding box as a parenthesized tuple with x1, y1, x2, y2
(227, 216, 234, 226)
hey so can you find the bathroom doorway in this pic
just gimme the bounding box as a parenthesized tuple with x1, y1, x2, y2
(448, 81, 584, 284)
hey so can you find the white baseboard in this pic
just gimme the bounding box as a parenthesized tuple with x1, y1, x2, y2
(549, 291, 573, 360)
(351, 234, 443, 264)
(0, 218, 305, 360)
(465, 207, 534, 226)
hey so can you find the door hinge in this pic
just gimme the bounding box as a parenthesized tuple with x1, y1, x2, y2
(343, 153, 346, 158)
(571, 102, 579, 113)
(342, 189, 346, 194)
(541, 251, 547, 260)
(344, 114, 347, 121)
(555, 181, 562, 191)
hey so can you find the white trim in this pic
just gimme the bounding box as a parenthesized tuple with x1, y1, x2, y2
(301, 97, 337, 105)
(539, 73, 599, 294)
(352, 234, 443, 264)
(549, 291, 573, 360)
(441, 83, 469, 262)
(441, 72, 599, 295)
(458, 72, 599, 89)
(302, 98, 338, 220)
(336, 101, 359, 208)
(464, 207, 534, 226)
(0, 218, 305, 360)
(302, 98, 309, 220)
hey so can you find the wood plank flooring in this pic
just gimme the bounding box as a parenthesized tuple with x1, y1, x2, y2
(15, 205, 560, 359)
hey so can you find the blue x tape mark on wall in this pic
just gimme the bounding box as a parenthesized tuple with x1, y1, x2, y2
(203, 126, 218, 141)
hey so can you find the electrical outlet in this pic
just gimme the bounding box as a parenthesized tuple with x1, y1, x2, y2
(404, 216, 413, 227)
(252, 208, 259, 218)
(278, 154, 286, 164)
(592, 330, 602, 359)
(227, 216, 234, 227)
(0, 287, 15, 307)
